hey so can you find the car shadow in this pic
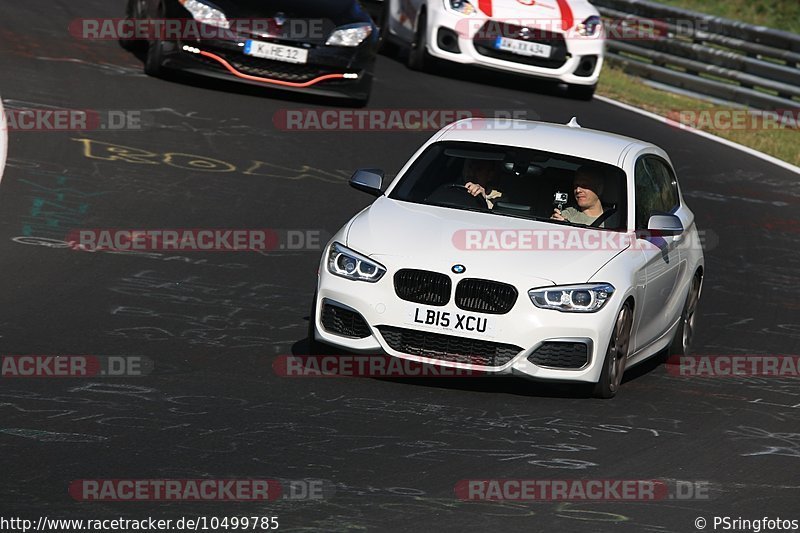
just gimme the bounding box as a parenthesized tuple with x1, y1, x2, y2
(378, 46, 579, 101)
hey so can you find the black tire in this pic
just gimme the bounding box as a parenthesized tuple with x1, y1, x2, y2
(120, 0, 144, 51)
(407, 11, 429, 71)
(593, 302, 633, 399)
(144, 38, 166, 77)
(567, 83, 596, 101)
(377, 0, 396, 56)
(666, 272, 702, 361)
(143, 1, 168, 77)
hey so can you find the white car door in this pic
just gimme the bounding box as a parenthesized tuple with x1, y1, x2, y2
(631, 154, 684, 351)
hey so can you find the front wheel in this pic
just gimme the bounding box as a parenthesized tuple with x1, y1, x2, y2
(120, 0, 145, 51)
(407, 12, 429, 71)
(144, 39, 167, 77)
(377, 0, 397, 56)
(594, 302, 633, 399)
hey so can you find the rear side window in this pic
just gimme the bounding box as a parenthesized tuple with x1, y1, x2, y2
(634, 156, 679, 229)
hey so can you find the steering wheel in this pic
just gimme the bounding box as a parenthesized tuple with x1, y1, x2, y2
(590, 206, 617, 228)
(444, 183, 489, 209)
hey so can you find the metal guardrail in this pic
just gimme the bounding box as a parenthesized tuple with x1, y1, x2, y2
(593, 0, 800, 110)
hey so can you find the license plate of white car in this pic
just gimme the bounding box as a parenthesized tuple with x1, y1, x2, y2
(407, 306, 495, 337)
(495, 37, 552, 58)
(244, 39, 308, 64)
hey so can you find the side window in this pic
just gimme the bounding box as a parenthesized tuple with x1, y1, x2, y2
(634, 156, 680, 229)
(645, 158, 679, 213)
(634, 158, 657, 230)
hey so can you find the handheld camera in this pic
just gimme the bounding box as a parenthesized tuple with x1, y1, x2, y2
(553, 191, 568, 211)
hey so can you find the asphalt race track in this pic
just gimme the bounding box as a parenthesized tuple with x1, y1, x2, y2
(1, 2, 799, 532)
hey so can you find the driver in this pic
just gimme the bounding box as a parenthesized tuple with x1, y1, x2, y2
(463, 159, 504, 209)
(551, 165, 614, 227)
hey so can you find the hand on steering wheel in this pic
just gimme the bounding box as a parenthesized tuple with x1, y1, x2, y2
(447, 183, 489, 209)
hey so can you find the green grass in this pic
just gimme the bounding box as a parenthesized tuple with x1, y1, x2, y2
(597, 64, 800, 166)
(594, 1, 799, 166)
(654, 0, 800, 34)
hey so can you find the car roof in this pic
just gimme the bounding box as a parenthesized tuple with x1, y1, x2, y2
(435, 118, 653, 166)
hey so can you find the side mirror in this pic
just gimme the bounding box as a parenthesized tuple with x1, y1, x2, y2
(349, 168, 384, 197)
(647, 214, 683, 236)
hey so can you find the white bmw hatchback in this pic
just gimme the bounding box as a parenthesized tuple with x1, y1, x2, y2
(380, 0, 604, 99)
(310, 118, 704, 397)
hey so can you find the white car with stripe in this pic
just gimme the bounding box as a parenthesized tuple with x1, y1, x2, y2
(380, 0, 604, 99)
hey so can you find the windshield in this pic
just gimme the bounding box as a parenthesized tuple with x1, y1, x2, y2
(389, 141, 628, 230)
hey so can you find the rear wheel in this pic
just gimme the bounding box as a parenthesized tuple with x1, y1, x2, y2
(407, 11, 429, 71)
(667, 272, 702, 360)
(594, 302, 633, 399)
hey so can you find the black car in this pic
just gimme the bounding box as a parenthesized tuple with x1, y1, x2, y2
(123, 0, 379, 104)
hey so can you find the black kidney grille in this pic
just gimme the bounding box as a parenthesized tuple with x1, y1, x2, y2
(378, 326, 522, 367)
(455, 278, 518, 314)
(321, 302, 371, 339)
(527, 342, 589, 369)
(394, 269, 452, 306)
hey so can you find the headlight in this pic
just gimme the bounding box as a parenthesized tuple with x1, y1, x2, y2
(576, 15, 602, 37)
(447, 0, 477, 15)
(529, 283, 614, 313)
(179, 0, 230, 29)
(327, 242, 386, 282)
(326, 23, 373, 46)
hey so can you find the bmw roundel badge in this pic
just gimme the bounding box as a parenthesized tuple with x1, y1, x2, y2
(451, 264, 466, 274)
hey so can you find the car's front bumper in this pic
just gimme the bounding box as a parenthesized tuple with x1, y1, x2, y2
(312, 255, 619, 384)
(425, 9, 604, 85)
(157, 36, 375, 99)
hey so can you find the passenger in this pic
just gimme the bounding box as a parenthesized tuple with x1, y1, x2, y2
(551, 165, 614, 227)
